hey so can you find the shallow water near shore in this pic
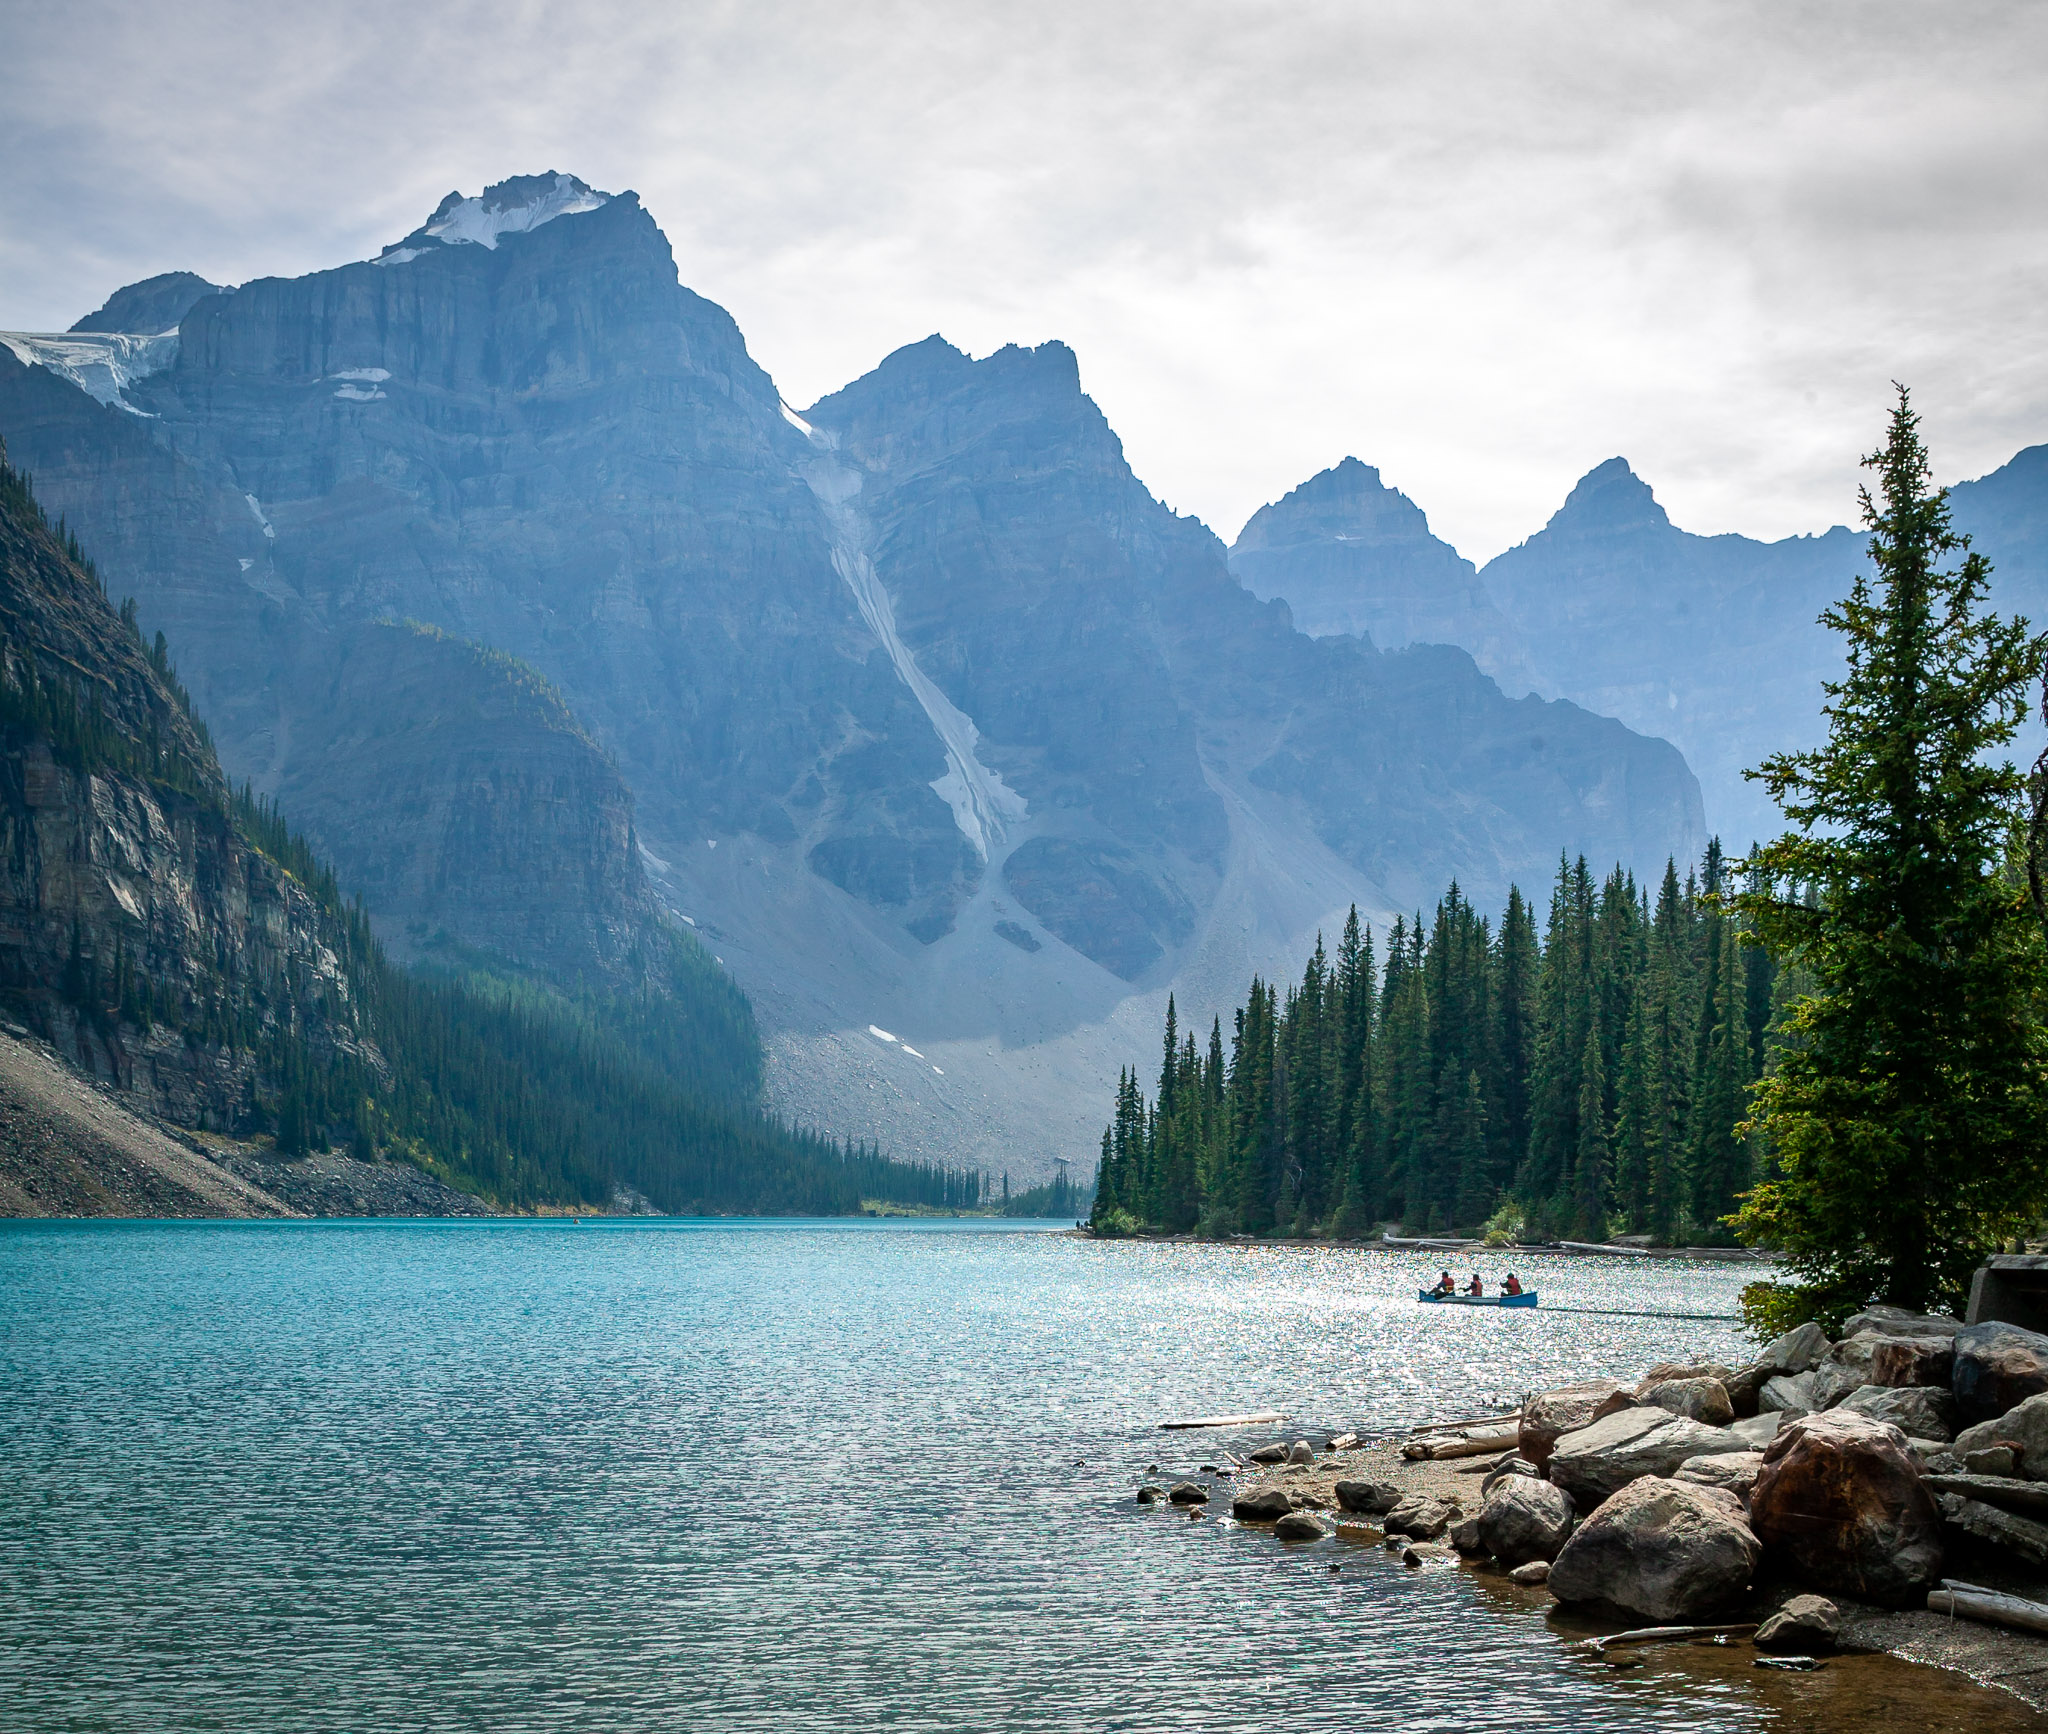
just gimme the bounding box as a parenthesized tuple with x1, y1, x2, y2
(2, 1219, 2040, 1732)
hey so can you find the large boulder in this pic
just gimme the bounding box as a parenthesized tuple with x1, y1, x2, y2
(1477, 1476, 1576, 1566)
(1755, 1593, 1841, 1652)
(1730, 1411, 1788, 1450)
(1953, 1390, 2048, 1476)
(1519, 1379, 1634, 1471)
(1807, 1337, 1881, 1409)
(1759, 1372, 1817, 1414)
(1232, 1489, 1294, 1522)
(1642, 1376, 1735, 1426)
(1635, 1361, 1736, 1395)
(1383, 1496, 1453, 1540)
(1843, 1304, 1964, 1340)
(1749, 1410, 1944, 1606)
(1867, 1334, 1955, 1390)
(1720, 1362, 1773, 1419)
(1953, 1323, 2048, 1425)
(1547, 1408, 1749, 1509)
(1547, 1477, 1762, 1621)
(1758, 1321, 1831, 1374)
(1675, 1451, 1764, 1498)
(1836, 1383, 1956, 1443)
(1334, 1479, 1402, 1515)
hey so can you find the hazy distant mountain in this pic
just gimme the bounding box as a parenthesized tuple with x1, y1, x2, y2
(1229, 457, 1534, 689)
(0, 174, 1705, 1175)
(1239, 448, 2048, 846)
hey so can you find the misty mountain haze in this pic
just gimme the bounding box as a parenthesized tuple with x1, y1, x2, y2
(1235, 447, 2048, 847)
(0, 174, 1710, 1178)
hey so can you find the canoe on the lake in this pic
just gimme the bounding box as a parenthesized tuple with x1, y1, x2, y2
(1416, 1289, 1539, 1307)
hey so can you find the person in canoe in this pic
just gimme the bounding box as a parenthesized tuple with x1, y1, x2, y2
(1432, 1269, 1456, 1295)
(1465, 1272, 1485, 1296)
(1501, 1272, 1524, 1296)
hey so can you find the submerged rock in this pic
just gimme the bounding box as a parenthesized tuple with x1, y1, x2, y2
(1519, 1380, 1634, 1471)
(1509, 1559, 1550, 1585)
(1749, 1410, 1943, 1606)
(1477, 1476, 1575, 1566)
(1547, 1477, 1761, 1622)
(1232, 1489, 1294, 1522)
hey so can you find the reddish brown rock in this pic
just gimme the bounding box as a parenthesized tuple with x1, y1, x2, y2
(1749, 1410, 1943, 1606)
(1866, 1334, 1955, 1391)
(1519, 1379, 1634, 1470)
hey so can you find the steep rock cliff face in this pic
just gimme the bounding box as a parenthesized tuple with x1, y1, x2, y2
(807, 338, 1703, 956)
(266, 621, 667, 982)
(0, 447, 368, 1129)
(0, 343, 685, 991)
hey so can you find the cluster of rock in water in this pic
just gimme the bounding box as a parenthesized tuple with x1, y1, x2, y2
(1146, 1305, 2048, 1636)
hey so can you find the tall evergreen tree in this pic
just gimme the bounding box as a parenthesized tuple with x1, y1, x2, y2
(1736, 391, 2048, 1316)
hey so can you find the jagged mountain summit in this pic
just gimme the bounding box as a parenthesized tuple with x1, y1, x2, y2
(1236, 450, 2048, 845)
(0, 173, 1706, 1176)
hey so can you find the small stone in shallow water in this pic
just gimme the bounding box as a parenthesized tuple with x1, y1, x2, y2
(1168, 1482, 1209, 1504)
(1273, 1510, 1331, 1541)
(1509, 1560, 1550, 1586)
(1401, 1547, 1423, 1567)
(1755, 1656, 1825, 1671)
(1137, 1486, 1166, 1503)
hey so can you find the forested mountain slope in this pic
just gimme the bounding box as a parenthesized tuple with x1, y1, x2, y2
(0, 442, 930, 1216)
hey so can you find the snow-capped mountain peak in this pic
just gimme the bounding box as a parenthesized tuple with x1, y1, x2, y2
(410, 173, 610, 252)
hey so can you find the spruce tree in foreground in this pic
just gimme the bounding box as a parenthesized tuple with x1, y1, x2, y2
(1734, 389, 2048, 1320)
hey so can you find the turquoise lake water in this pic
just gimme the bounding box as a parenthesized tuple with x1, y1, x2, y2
(0, 1220, 2023, 1732)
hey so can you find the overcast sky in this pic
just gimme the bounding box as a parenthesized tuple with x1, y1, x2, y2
(3, 0, 2044, 559)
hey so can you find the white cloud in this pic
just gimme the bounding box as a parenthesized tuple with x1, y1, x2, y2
(1, 0, 2043, 558)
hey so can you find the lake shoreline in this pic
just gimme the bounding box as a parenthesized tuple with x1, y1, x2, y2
(1156, 1333, 2048, 1719)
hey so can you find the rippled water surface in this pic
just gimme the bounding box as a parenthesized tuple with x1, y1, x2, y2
(0, 1220, 2035, 1732)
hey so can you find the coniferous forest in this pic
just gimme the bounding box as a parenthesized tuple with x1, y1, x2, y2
(1089, 842, 1791, 1246)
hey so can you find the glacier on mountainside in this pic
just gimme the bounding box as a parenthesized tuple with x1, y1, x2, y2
(0, 331, 179, 413)
(422, 174, 610, 250)
(797, 444, 1028, 860)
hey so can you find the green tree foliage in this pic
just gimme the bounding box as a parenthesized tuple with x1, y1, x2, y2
(1733, 391, 2048, 1317)
(1090, 844, 1777, 1243)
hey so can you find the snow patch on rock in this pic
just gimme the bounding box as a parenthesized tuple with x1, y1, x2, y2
(423, 174, 610, 250)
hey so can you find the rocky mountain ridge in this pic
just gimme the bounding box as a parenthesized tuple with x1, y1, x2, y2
(0, 174, 1709, 1176)
(1235, 448, 2048, 844)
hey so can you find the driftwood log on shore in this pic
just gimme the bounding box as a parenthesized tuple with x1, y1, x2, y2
(1586, 1623, 1758, 1652)
(1928, 1583, 2048, 1637)
(1404, 1427, 1522, 1460)
(1159, 1410, 1285, 1430)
